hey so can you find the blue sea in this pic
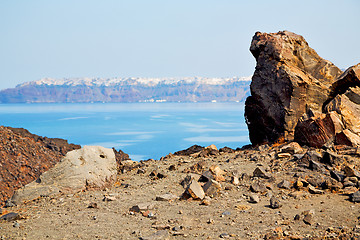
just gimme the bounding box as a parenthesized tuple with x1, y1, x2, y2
(0, 103, 249, 161)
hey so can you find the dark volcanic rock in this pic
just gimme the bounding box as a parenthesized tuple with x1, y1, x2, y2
(0, 126, 80, 206)
(245, 31, 342, 145)
(174, 145, 205, 156)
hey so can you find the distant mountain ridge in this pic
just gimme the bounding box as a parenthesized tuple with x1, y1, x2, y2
(0, 76, 251, 103)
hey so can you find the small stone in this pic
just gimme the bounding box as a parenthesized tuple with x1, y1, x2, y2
(137, 168, 146, 174)
(200, 196, 211, 206)
(289, 191, 308, 199)
(172, 226, 181, 231)
(280, 142, 303, 154)
(308, 185, 324, 194)
(92, 216, 97, 220)
(129, 203, 155, 213)
(350, 191, 360, 202)
(294, 214, 301, 221)
(294, 179, 304, 189)
(236, 205, 251, 212)
(198, 170, 215, 182)
(103, 195, 117, 201)
(87, 202, 98, 208)
(207, 218, 214, 224)
(209, 165, 226, 182)
(231, 176, 240, 186)
(277, 153, 292, 158)
(303, 214, 313, 225)
(0, 212, 20, 222)
(270, 196, 281, 209)
(248, 194, 260, 203)
(156, 193, 178, 202)
(253, 167, 272, 179)
(219, 233, 230, 238)
(183, 179, 205, 200)
(13, 222, 20, 228)
(203, 179, 221, 198)
(221, 211, 231, 217)
(278, 180, 291, 189)
(142, 210, 155, 218)
(168, 165, 176, 171)
(250, 182, 267, 193)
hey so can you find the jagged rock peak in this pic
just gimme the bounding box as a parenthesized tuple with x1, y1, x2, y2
(245, 30, 343, 146)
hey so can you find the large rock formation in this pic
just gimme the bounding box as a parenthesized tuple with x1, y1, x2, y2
(0, 126, 80, 206)
(245, 30, 344, 145)
(11, 146, 117, 205)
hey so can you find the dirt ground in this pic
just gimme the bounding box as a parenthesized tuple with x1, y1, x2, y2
(1, 147, 360, 240)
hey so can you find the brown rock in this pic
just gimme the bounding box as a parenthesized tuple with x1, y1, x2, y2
(344, 165, 360, 178)
(336, 129, 360, 147)
(245, 31, 342, 145)
(253, 167, 272, 179)
(155, 193, 178, 202)
(130, 203, 155, 213)
(202, 179, 221, 198)
(280, 142, 304, 154)
(294, 111, 343, 148)
(183, 161, 206, 174)
(183, 179, 205, 200)
(209, 165, 226, 182)
(303, 213, 313, 225)
(328, 63, 360, 102)
(270, 196, 281, 209)
(250, 182, 267, 193)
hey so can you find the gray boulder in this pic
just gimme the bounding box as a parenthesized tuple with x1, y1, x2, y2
(12, 146, 117, 204)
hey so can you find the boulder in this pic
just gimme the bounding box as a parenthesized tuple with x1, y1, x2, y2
(325, 86, 360, 134)
(245, 31, 342, 145)
(328, 63, 360, 100)
(11, 146, 117, 204)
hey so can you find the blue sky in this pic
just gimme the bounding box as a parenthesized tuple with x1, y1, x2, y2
(0, 0, 359, 90)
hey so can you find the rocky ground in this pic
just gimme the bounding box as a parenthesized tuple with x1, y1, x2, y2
(1, 143, 360, 240)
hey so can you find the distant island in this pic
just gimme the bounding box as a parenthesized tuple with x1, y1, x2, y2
(0, 76, 251, 103)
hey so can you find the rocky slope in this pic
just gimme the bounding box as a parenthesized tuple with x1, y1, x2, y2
(2, 143, 360, 239)
(0, 77, 251, 103)
(0, 126, 81, 206)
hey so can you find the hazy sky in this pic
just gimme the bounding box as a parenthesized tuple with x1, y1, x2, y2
(0, 0, 359, 90)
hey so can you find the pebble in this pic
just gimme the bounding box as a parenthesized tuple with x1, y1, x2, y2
(13, 222, 20, 228)
(270, 196, 281, 209)
(253, 167, 272, 179)
(155, 193, 178, 202)
(221, 211, 231, 217)
(278, 180, 291, 189)
(248, 194, 260, 203)
(350, 191, 360, 202)
(0, 212, 20, 222)
(87, 202, 98, 208)
(303, 214, 313, 225)
(219, 233, 230, 238)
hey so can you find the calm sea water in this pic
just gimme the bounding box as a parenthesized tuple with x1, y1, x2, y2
(0, 103, 249, 161)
